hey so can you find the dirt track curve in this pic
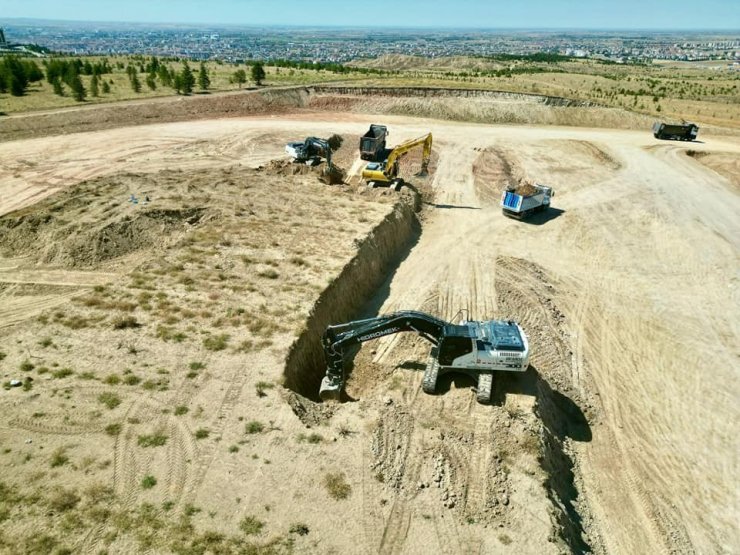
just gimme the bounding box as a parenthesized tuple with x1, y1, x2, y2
(1, 113, 738, 554)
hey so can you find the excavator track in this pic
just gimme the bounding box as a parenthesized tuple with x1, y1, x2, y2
(422, 355, 439, 395)
(476, 373, 493, 405)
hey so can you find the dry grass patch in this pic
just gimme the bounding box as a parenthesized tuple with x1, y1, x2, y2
(324, 472, 352, 500)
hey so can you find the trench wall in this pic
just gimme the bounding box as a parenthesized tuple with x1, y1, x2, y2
(282, 199, 419, 399)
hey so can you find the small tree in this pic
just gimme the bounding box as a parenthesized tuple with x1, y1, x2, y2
(173, 73, 184, 95)
(101, 80, 111, 94)
(251, 62, 266, 86)
(198, 62, 210, 92)
(130, 72, 141, 93)
(52, 76, 64, 96)
(69, 74, 86, 102)
(146, 74, 156, 91)
(232, 69, 247, 88)
(180, 62, 194, 94)
(90, 74, 100, 97)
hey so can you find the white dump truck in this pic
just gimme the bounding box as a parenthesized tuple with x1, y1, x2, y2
(500, 183, 554, 219)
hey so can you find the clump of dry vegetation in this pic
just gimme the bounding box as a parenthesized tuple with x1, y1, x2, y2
(324, 472, 352, 500)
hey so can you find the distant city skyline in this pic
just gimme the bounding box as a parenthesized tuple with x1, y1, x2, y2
(1, 0, 739, 30)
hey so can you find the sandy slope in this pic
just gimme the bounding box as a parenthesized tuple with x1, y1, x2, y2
(0, 113, 738, 554)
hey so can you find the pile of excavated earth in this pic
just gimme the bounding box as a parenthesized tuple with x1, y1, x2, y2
(0, 87, 738, 554)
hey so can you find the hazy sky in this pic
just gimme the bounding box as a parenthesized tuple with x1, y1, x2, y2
(1, 0, 739, 29)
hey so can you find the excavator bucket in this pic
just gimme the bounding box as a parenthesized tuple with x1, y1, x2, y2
(319, 164, 346, 185)
(319, 376, 342, 402)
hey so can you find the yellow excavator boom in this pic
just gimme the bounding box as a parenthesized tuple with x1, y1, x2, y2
(362, 132, 432, 185)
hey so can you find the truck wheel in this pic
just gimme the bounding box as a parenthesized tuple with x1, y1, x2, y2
(422, 357, 439, 395)
(476, 373, 493, 405)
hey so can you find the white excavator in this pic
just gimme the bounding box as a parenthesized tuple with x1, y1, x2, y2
(362, 133, 432, 190)
(319, 311, 529, 404)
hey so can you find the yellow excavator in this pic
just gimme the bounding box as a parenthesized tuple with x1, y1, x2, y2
(361, 132, 432, 190)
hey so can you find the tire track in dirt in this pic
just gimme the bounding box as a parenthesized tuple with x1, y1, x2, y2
(0, 291, 79, 328)
(183, 368, 248, 502)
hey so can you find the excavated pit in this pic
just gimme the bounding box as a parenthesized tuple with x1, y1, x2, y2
(282, 198, 421, 401)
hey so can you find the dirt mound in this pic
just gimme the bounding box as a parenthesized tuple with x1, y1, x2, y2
(260, 158, 346, 185)
(472, 147, 525, 203)
(0, 174, 207, 268)
(686, 149, 740, 189)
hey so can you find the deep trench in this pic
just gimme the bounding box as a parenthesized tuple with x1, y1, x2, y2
(282, 198, 421, 401)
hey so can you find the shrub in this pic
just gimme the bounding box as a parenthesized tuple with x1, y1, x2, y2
(98, 392, 121, 409)
(238, 515, 264, 535)
(194, 428, 209, 440)
(289, 523, 310, 536)
(104, 374, 121, 385)
(20, 360, 34, 372)
(137, 434, 167, 447)
(324, 472, 351, 500)
(255, 381, 274, 397)
(47, 488, 80, 512)
(52, 367, 74, 379)
(245, 420, 264, 434)
(189, 362, 205, 371)
(141, 475, 157, 489)
(174, 405, 189, 416)
(123, 375, 141, 386)
(203, 334, 229, 351)
(104, 423, 122, 436)
(50, 448, 69, 468)
(112, 316, 140, 330)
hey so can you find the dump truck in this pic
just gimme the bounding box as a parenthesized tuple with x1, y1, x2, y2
(652, 121, 699, 141)
(319, 310, 529, 404)
(360, 124, 388, 161)
(501, 182, 553, 219)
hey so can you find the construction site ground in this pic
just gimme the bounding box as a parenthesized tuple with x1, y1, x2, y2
(0, 101, 738, 554)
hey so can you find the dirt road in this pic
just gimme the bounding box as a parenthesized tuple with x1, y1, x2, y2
(1, 113, 738, 554)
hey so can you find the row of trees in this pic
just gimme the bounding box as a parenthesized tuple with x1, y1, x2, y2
(0, 56, 43, 96)
(2, 55, 268, 101)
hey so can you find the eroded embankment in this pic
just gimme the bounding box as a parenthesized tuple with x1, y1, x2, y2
(0, 86, 312, 142)
(494, 256, 596, 552)
(283, 198, 420, 401)
(309, 87, 654, 130)
(311, 85, 600, 107)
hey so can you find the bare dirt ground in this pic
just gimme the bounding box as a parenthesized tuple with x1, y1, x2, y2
(0, 109, 738, 554)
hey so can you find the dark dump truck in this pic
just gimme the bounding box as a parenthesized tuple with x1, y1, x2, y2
(652, 121, 699, 141)
(360, 124, 388, 161)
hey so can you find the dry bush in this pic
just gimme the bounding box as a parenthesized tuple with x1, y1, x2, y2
(323, 472, 351, 500)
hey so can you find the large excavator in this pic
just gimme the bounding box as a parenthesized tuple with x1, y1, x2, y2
(285, 136, 345, 184)
(361, 133, 432, 190)
(319, 310, 529, 404)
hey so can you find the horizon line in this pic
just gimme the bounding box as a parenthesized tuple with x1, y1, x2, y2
(1, 16, 739, 33)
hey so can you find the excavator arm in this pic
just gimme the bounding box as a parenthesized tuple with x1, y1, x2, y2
(362, 133, 433, 185)
(384, 133, 432, 177)
(320, 310, 446, 400)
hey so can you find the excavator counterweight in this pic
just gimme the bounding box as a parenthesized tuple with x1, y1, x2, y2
(319, 310, 529, 403)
